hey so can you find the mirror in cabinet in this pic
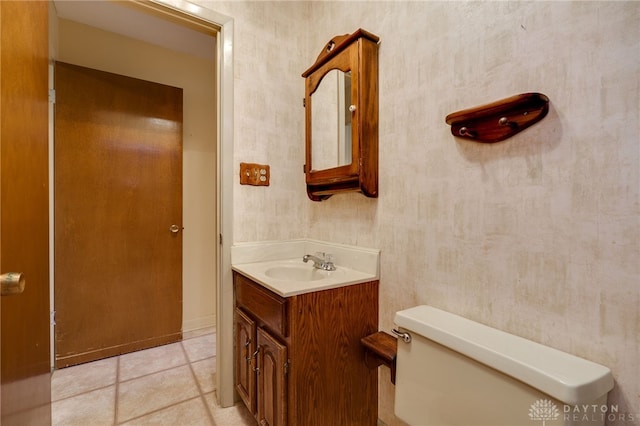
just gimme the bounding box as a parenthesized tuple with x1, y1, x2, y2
(302, 29, 379, 201)
(311, 69, 352, 171)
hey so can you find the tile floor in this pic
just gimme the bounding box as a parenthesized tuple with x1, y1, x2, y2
(51, 327, 256, 426)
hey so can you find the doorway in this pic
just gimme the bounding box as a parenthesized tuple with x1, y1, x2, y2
(50, 0, 236, 406)
(54, 62, 184, 367)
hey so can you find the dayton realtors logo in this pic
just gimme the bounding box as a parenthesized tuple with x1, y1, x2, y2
(529, 399, 636, 424)
(529, 399, 560, 425)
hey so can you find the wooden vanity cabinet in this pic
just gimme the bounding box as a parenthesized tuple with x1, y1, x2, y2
(233, 271, 379, 426)
(256, 328, 287, 426)
(235, 308, 257, 414)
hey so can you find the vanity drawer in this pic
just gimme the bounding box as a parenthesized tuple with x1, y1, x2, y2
(234, 272, 288, 337)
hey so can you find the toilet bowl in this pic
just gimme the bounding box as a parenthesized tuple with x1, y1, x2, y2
(394, 306, 614, 426)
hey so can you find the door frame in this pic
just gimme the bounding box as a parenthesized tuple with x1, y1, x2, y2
(135, 2, 236, 408)
(47, 0, 236, 408)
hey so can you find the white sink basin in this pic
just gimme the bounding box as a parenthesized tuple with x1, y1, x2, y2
(232, 258, 375, 297)
(264, 265, 326, 281)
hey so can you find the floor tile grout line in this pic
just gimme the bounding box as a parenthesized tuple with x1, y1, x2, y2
(114, 337, 214, 384)
(50, 382, 115, 404)
(182, 340, 217, 426)
(51, 353, 203, 404)
(114, 395, 206, 425)
(50, 357, 120, 404)
(51, 330, 217, 425)
(113, 339, 216, 425)
(186, 354, 217, 366)
(113, 357, 203, 424)
(117, 360, 190, 385)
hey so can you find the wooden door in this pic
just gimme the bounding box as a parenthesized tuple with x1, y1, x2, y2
(0, 1, 52, 424)
(54, 62, 183, 367)
(257, 328, 287, 426)
(235, 307, 257, 415)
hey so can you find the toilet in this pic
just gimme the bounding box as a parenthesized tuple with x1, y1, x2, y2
(393, 306, 614, 426)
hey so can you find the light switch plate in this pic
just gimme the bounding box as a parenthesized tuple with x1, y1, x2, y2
(239, 162, 270, 186)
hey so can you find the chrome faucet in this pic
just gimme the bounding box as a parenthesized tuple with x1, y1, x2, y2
(303, 253, 336, 271)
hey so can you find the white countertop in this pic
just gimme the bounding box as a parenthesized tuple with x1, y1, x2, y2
(231, 239, 380, 297)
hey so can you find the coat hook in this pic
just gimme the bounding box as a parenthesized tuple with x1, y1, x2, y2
(498, 117, 517, 128)
(459, 127, 476, 138)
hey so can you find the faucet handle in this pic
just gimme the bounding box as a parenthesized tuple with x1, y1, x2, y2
(315, 251, 325, 260)
(323, 253, 336, 271)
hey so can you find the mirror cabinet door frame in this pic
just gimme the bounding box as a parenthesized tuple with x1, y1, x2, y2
(302, 29, 379, 201)
(305, 43, 360, 182)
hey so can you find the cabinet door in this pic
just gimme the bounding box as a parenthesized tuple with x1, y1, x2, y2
(235, 308, 256, 414)
(257, 328, 287, 426)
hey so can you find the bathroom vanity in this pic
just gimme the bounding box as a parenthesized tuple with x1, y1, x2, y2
(232, 240, 380, 426)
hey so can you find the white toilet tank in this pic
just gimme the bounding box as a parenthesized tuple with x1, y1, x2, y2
(394, 306, 614, 426)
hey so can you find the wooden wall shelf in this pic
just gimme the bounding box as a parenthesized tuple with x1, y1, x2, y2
(445, 93, 549, 143)
(361, 331, 398, 384)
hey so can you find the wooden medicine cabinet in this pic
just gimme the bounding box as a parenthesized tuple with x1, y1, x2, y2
(302, 29, 380, 201)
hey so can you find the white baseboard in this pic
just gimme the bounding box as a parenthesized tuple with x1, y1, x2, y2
(183, 314, 216, 333)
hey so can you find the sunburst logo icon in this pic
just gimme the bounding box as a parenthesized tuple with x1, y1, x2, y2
(529, 399, 560, 425)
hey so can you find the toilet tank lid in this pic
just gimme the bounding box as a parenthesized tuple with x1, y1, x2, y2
(394, 305, 613, 405)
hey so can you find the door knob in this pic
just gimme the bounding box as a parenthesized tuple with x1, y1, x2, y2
(1, 272, 25, 296)
(169, 224, 182, 233)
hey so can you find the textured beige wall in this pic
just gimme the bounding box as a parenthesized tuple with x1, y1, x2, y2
(307, 3, 639, 424)
(203, 1, 639, 424)
(57, 19, 217, 332)
(199, 1, 311, 242)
